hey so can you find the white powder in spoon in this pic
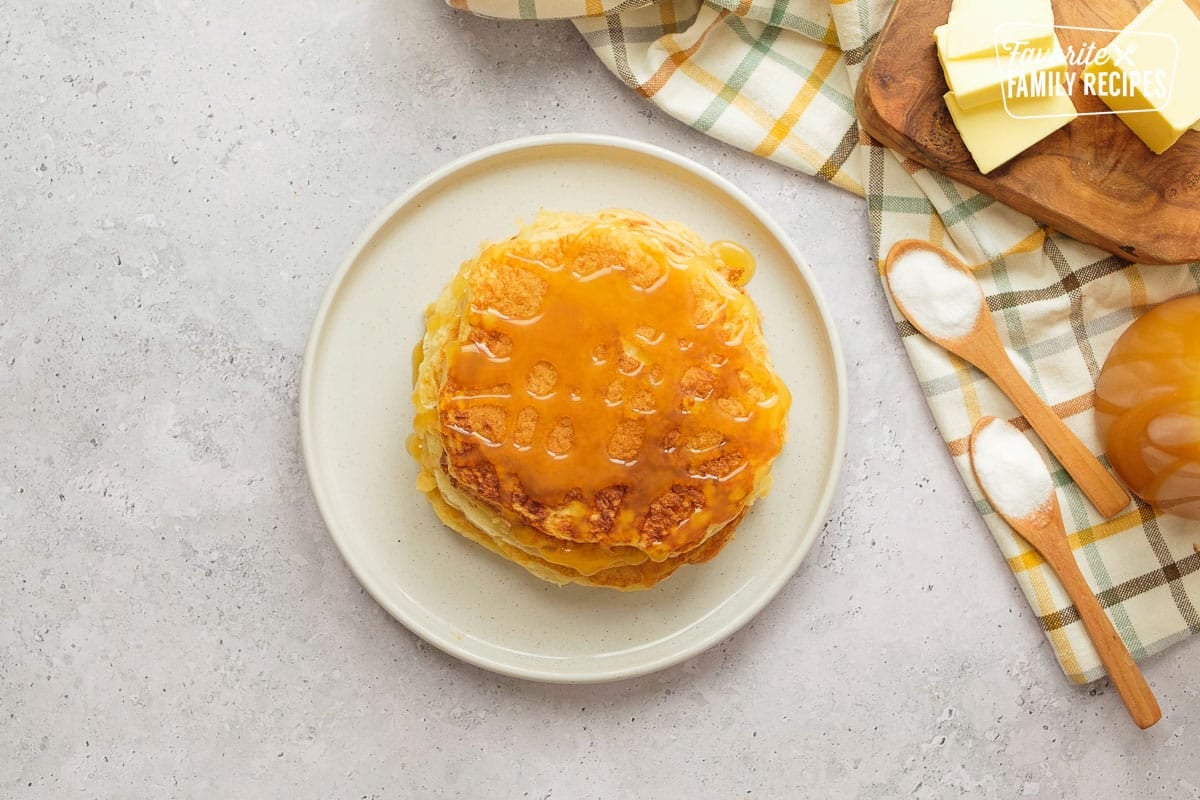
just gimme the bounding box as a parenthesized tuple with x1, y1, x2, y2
(972, 419, 1054, 519)
(887, 248, 983, 339)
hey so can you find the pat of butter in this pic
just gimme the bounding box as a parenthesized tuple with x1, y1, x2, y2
(945, 89, 1078, 174)
(944, 0, 1055, 59)
(936, 25, 1068, 110)
(1082, 0, 1200, 154)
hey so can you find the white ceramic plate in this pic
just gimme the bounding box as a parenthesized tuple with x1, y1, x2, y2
(300, 134, 847, 683)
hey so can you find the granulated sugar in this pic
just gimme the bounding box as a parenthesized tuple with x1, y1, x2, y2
(972, 418, 1054, 518)
(888, 248, 982, 340)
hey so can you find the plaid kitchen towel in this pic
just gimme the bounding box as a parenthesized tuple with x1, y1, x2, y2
(448, 0, 1200, 684)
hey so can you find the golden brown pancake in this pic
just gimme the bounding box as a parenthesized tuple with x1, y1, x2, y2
(410, 209, 790, 590)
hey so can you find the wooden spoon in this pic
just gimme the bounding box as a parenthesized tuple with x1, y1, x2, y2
(969, 416, 1161, 730)
(884, 239, 1130, 519)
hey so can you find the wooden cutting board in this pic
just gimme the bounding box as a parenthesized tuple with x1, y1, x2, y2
(855, 0, 1200, 265)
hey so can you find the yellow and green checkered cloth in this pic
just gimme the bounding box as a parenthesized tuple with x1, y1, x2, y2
(448, 0, 1200, 684)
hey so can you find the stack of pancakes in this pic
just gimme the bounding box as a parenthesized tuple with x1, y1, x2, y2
(410, 209, 790, 590)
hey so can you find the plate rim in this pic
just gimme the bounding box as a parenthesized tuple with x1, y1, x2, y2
(299, 133, 850, 683)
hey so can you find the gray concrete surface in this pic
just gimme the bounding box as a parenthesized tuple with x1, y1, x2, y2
(3, 1, 1198, 797)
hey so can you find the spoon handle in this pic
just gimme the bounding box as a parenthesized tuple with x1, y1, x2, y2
(1040, 537, 1162, 729)
(974, 346, 1130, 519)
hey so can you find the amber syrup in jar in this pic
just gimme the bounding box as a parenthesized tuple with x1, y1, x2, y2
(1096, 296, 1200, 520)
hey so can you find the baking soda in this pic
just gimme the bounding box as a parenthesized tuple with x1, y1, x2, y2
(888, 249, 982, 339)
(972, 419, 1054, 518)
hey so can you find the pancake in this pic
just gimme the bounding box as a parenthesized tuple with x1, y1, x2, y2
(410, 209, 790, 590)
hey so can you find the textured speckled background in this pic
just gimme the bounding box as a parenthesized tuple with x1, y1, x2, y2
(3, 2, 1198, 797)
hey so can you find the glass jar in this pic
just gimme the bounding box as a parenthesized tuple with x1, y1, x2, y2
(1095, 295, 1200, 520)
